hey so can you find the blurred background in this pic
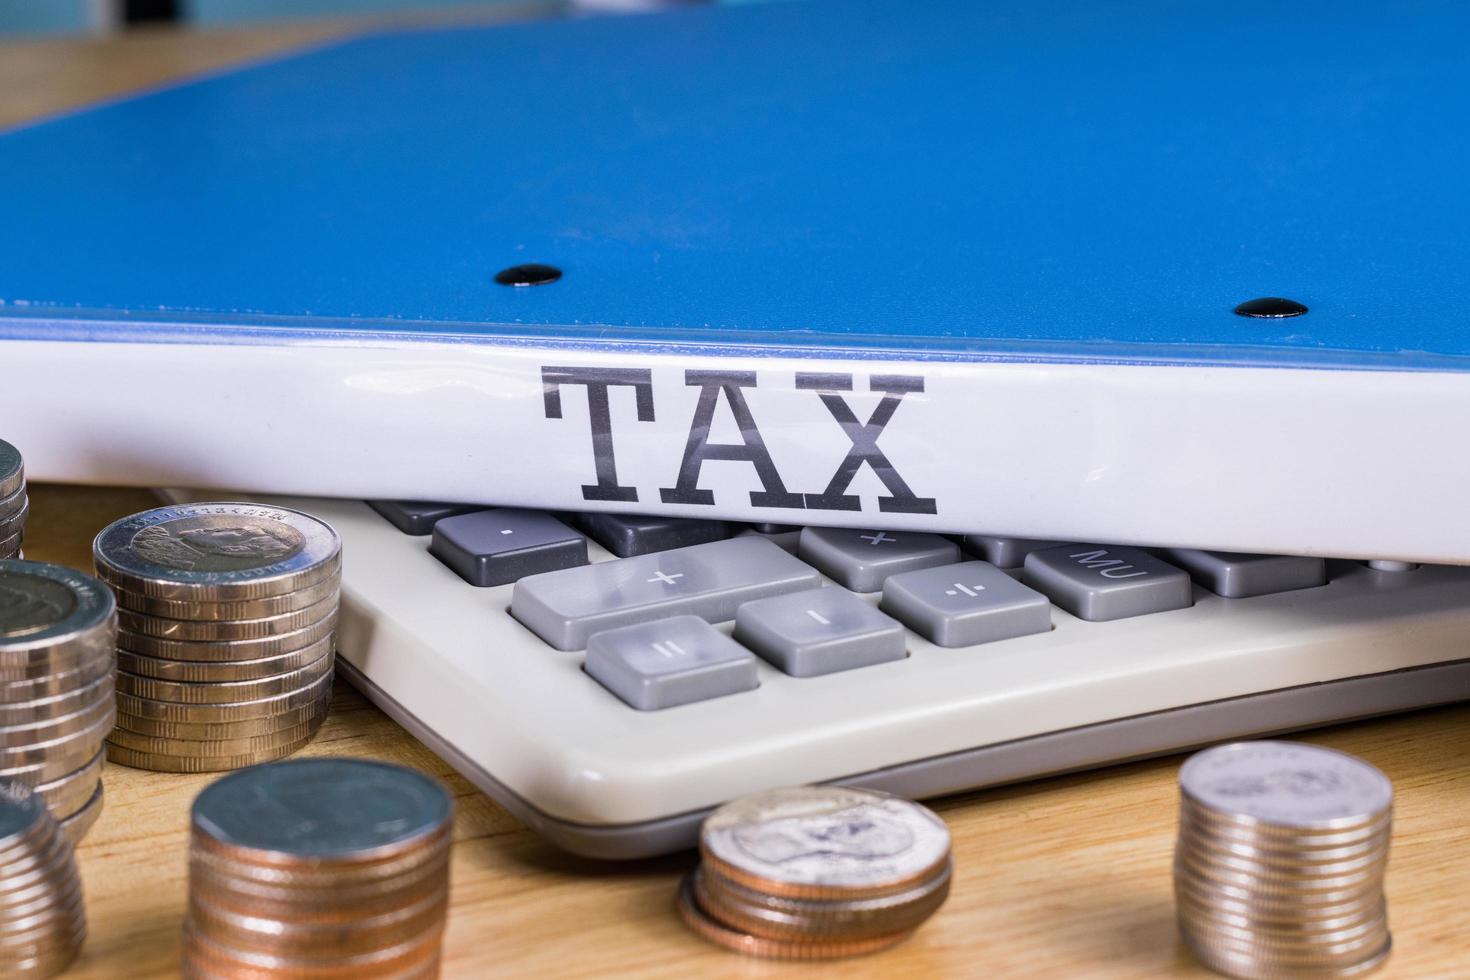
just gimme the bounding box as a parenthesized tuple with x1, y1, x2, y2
(0, 0, 744, 37)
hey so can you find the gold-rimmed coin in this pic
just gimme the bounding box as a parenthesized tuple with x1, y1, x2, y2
(106, 734, 318, 774)
(107, 717, 326, 758)
(114, 653, 332, 704)
(0, 707, 116, 777)
(93, 503, 341, 601)
(114, 574, 340, 622)
(115, 694, 331, 741)
(0, 672, 113, 726)
(28, 751, 104, 822)
(116, 635, 333, 683)
(113, 670, 334, 724)
(117, 613, 338, 663)
(56, 783, 104, 845)
(117, 592, 339, 642)
(0, 692, 114, 749)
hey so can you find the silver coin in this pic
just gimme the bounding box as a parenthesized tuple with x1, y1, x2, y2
(192, 758, 453, 860)
(116, 635, 334, 683)
(1180, 742, 1393, 829)
(93, 503, 341, 600)
(115, 653, 332, 704)
(107, 716, 326, 757)
(115, 691, 331, 740)
(117, 613, 338, 663)
(0, 672, 114, 726)
(0, 654, 114, 703)
(0, 708, 116, 780)
(0, 441, 21, 501)
(58, 783, 103, 845)
(114, 669, 334, 724)
(0, 502, 26, 540)
(701, 786, 952, 896)
(0, 561, 117, 662)
(0, 692, 114, 748)
(30, 752, 105, 821)
(114, 573, 341, 622)
(116, 591, 339, 642)
(0, 483, 24, 518)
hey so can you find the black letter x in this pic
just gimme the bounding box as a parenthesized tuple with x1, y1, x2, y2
(795, 373, 936, 514)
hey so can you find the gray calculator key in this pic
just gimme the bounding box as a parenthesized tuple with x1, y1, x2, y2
(368, 500, 482, 535)
(431, 509, 587, 587)
(798, 528, 959, 592)
(734, 588, 904, 677)
(881, 561, 1050, 647)
(1023, 545, 1192, 621)
(585, 616, 758, 710)
(512, 536, 822, 650)
(1164, 549, 1327, 598)
(577, 513, 731, 557)
(957, 535, 1069, 568)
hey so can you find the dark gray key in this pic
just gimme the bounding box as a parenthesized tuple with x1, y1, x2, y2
(512, 536, 822, 650)
(881, 561, 1050, 647)
(368, 500, 482, 535)
(585, 616, 758, 710)
(738, 525, 802, 552)
(798, 528, 959, 592)
(431, 509, 586, 587)
(1023, 545, 1191, 621)
(576, 513, 731, 557)
(957, 535, 1069, 568)
(734, 588, 905, 677)
(1165, 549, 1327, 599)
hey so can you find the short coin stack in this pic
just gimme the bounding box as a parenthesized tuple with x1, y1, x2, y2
(1, 561, 115, 843)
(93, 502, 341, 773)
(1175, 741, 1394, 979)
(0, 439, 27, 559)
(182, 758, 454, 979)
(0, 780, 88, 977)
(679, 786, 952, 959)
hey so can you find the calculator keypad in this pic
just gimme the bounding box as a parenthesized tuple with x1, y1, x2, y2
(371, 502, 1344, 710)
(734, 587, 905, 677)
(881, 561, 1051, 647)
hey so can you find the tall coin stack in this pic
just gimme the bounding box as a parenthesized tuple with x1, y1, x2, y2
(0, 781, 88, 977)
(0, 439, 27, 559)
(181, 758, 454, 979)
(1175, 741, 1394, 980)
(680, 786, 952, 959)
(92, 503, 341, 773)
(1, 561, 115, 843)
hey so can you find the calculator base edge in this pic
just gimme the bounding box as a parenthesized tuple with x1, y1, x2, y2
(332, 656, 1470, 861)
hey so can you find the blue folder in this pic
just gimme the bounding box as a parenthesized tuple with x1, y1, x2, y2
(2, 0, 1468, 370)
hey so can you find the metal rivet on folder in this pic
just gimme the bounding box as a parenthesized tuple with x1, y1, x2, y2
(1233, 297, 1307, 318)
(495, 263, 562, 287)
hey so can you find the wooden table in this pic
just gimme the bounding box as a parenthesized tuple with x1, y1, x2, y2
(5, 19, 1470, 976)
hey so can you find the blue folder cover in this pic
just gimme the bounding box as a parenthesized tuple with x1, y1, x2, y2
(3, 0, 1469, 562)
(2, 0, 1469, 369)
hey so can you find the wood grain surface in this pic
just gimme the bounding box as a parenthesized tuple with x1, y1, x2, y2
(5, 18, 1470, 976)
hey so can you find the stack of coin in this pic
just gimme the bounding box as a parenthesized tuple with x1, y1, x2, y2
(181, 758, 453, 978)
(1175, 741, 1394, 979)
(1, 561, 115, 843)
(679, 786, 952, 959)
(0, 439, 26, 560)
(0, 779, 88, 977)
(92, 502, 341, 773)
